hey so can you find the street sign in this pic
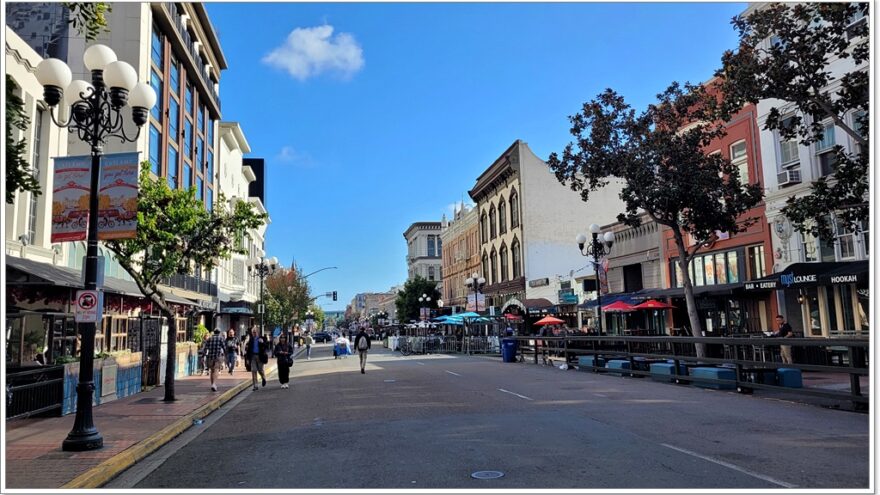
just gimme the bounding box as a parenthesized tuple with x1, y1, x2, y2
(75, 289, 103, 323)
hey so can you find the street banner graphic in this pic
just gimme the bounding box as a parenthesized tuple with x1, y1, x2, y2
(51, 155, 92, 242)
(97, 152, 140, 240)
(466, 293, 486, 312)
(599, 257, 610, 295)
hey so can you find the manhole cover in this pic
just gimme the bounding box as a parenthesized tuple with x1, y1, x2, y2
(471, 471, 504, 480)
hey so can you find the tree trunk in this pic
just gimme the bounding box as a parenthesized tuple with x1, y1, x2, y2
(672, 231, 706, 358)
(161, 307, 177, 402)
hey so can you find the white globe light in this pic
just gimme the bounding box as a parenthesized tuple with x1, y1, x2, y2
(129, 82, 156, 109)
(83, 44, 117, 71)
(103, 61, 137, 91)
(604, 231, 616, 244)
(269, 256, 279, 266)
(589, 223, 601, 235)
(35, 58, 72, 88)
(575, 233, 587, 245)
(65, 80, 94, 104)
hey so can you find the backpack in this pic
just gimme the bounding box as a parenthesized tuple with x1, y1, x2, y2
(357, 335, 368, 351)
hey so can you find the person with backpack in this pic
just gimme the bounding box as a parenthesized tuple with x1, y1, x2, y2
(244, 326, 268, 391)
(274, 334, 295, 389)
(354, 327, 371, 374)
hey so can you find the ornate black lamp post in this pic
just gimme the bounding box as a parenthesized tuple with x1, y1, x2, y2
(36, 44, 156, 451)
(465, 273, 486, 312)
(305, 309, 315, 333)
(576, 224, 615, 335)
(418, 293, 432, 321)
(250, 256, 278, 338)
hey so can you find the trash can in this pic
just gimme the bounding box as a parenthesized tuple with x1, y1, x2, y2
(501, 338, 518, 363)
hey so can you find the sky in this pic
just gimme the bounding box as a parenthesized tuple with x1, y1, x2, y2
(205, 1, 747, 313)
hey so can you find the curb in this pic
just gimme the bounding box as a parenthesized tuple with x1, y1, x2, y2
(61, 363, 278, 489)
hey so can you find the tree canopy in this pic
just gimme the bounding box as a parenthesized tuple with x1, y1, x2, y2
(264, 267, 311, 332)
(547, 83, 764, 344)
(395, 276, 440, 323)
(715, 2, 869, 240)
(106, 163, 266, 401)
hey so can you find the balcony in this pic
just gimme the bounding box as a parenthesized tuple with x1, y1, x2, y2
(162, 273, 218, 297)
(162, 2, 221, 111)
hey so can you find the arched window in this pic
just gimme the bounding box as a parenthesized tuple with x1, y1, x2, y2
(482, 253, 489, 282)
(498, 199, 507, 235)
(512, 238, 521, 278)
(500, 244, 509, 282)
(490, 248, 498, 285)
(510, 189, 520, 228)
(489, 204, 497, 239)
(480, 213, 488, 244)
(428, 266, 435, 281)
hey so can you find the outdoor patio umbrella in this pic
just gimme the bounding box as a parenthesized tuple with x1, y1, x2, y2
(455, 311, 481, 318)
(504, 313, 522, 320)
(632, 299, 676, 310)
(602, 301, 636, 312)
(534, 316, 565, 326)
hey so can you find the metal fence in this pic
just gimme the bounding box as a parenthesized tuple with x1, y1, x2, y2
(510, 335, 869, 408)
(5, 365, 64, 419)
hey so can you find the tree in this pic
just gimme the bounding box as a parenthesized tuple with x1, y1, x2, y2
(6, 76, 40, 204)
(265, 267, 311, 332)
(106, 164, 266, 401)
(547, 84, 764, 352)
(395, 276, 440, 322)
(310, 305, 326, 329)
(715, 2, 869, 241)
(64, 3, 112, 41)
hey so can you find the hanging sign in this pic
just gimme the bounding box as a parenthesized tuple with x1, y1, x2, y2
(74, 289, 103, 323)
(51, 155, 92, 242)
(97, 152, 140, 240)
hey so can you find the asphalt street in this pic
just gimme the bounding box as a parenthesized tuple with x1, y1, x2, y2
(123, 343, 869, 489)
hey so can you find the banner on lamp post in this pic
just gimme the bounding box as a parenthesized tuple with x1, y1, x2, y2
(97, 152, 140, 240)
(598, 257, 610, 295)
(51, 155, 92, 243)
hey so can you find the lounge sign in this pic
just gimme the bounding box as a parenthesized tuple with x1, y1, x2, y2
(744, 267, 864, 291)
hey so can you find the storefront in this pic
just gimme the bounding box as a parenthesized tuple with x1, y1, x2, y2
(744, 261, 869, 337)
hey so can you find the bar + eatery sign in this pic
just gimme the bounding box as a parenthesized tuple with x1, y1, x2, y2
(744, 264, 865, 291)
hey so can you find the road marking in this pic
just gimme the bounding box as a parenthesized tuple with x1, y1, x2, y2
(594, 393, 607, 398)
(445, 370, 461, 377)
(498, 388, 534, 401)
(661, 443, 797, 488)
(416, 362, 426, 366)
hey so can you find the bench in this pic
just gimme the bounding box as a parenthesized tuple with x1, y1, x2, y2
(649, 362, 688, 382)
(690, 367, 736, 390)
(605, 359, 632, 376)
(776, 368, 803, 388)
(577, 355, 605, 369)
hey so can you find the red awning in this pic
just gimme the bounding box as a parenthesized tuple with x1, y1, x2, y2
(632, 299, 675, 310)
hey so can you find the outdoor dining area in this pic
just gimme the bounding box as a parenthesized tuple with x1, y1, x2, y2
(593, 299, 676, 336)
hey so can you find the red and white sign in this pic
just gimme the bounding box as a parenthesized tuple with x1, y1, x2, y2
(75, 289, 102, 323)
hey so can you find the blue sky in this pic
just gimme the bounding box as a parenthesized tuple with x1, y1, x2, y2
(206, 2, 746, 312)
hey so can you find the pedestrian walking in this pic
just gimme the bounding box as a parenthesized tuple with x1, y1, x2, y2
(244, 327, 268, 390)
(304, 331, 314, 360)
(354, 327, 371, 374)
(773, 315, 794, 364)
(274, 335, 295, 389)
(203, 329, 226, 391)
(225, 329, 240, 374)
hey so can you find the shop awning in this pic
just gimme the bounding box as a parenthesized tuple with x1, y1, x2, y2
(743, 261, 868, 291)
(579, 289, 655, 309)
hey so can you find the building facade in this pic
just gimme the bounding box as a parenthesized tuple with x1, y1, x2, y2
(403, 222, 443, 291)
(439, 203, 479, 313)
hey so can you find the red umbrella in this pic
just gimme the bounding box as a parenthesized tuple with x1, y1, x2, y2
(504, 313, 522, 320)
(602, 301, 636, 312)
(633, 299, 676, 310)
(534, 316, 565, 326)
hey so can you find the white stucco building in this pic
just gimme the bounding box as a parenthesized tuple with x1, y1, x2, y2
(403, 221, 443, 292)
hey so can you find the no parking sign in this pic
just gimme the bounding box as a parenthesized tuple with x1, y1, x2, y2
(75, 290, 103, 323)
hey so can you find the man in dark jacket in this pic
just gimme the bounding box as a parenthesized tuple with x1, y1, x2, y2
(244, 327, 268, 390)
(354, 327, 371, 374)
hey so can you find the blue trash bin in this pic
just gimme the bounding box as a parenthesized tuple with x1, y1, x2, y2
(501, 338, 518, 363)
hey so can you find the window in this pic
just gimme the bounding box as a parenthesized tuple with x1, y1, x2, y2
(726, 251, 739, 283)
(428, 235, 436, 257)
(437, 237, 442, 257)
(802, 229, 819, 262)
(28, 109, 43, 244)
(500, 245, 508, 282)
(490, 249, 497, 284)
(852, 110, 867, 155)
(730, 141, 748, 183)
(169, 98, 179, 141)
(823, 286, 838, 332)
(846, 6, 867, 40)
(428, 266, 435, 281)
(206, 188, 213, 212)
(149, 124, 161, 175)
(692, 259, 703, 286)
(489, 205, 496, 239)
(510, 190, 519, 228)
(860, 219, 868, 256)
(185, 84, 193, 115)
(150, 70, 162, 121)
(512, 239, 521, 278)
(167, 145, 178, 189)
(815, 121, 836, 176)
(498, 200, 507, 235)
(169, 56, 179, 95)
(480, 213, 487, 244)
(197, 105, 204, 133)
(675, 262, 684, 288)
(747, 245, 766, 280)
(206, 151, 214, 182)
(184, 120, 193, 158)
(703, 255, 715, 285)
(715, 253, 727, 284)
(183, 163, 192, 189)
(196, 137, 204, 170)
(778, 115, 798, 168)
(207, 119, 214, 147)
(151, 27, 162, 68)
(196, 176, 203, 202)
(482, 254, 488, 282)
(839, 284, 856, 330)
(835, 221, 856, 260)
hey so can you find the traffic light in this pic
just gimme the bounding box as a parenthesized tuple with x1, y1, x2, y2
(332, 291, 337, 301)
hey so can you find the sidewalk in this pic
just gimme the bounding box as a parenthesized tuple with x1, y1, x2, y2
(4, 348, 299, 489)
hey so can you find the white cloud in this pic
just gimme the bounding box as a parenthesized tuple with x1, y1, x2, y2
(263, 24, 364, 81)
(276, 146, 316, 167)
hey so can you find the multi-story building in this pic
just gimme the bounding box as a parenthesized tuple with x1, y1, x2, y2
(468, 140, 624, 322)
(439, 203, 479, 313)
(403, 222, 443, 291)
(748, 4, 869, 338)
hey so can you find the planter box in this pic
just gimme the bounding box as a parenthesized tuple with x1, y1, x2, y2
(62, 353, 143, 415)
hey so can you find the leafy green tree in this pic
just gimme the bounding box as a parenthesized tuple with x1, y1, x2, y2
(106, 164, 266, 401)
(395, 276, 440, 322)
(192, 324, 209, 345)
(310, 305, 325, 329)
(64, 3, 112, 41)
(547, 84, 763, 353)
(714, 2, 869, 240)
(6, 76, 40, 204)
(265, 267, 311, 332)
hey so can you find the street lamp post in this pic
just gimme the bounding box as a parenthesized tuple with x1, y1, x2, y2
(305, 309, 315, 332)
(250, 256, 278, 338)
(465, 273, 486, 312)
(576, 224, 615, 335)
(36, 45, 157, 452)
(418, 293, 431, 321)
